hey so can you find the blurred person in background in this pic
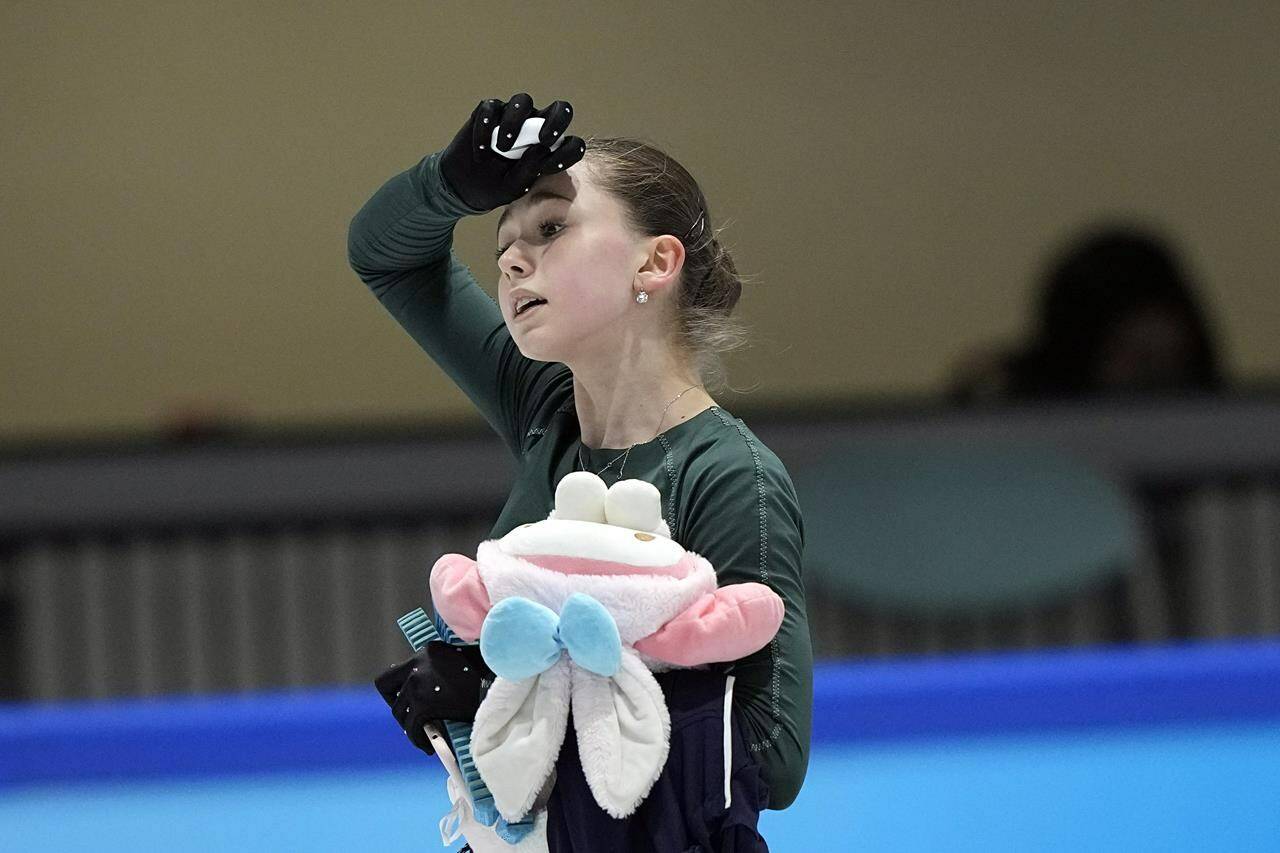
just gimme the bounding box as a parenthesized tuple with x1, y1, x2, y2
(950, 223, 1227, 403)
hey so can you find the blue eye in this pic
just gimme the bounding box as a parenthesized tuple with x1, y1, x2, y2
(496, 220, 565, 260)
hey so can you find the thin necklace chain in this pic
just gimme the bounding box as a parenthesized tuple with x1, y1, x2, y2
(577, 383, 704, 482)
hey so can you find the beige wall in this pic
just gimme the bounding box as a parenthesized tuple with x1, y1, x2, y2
(3, 1, 1277, 441)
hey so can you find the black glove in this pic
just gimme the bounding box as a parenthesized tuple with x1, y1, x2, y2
(373, 640, 494, 756)
(438, 92, 586, 213)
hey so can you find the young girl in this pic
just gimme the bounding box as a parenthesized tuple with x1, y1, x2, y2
(352, 92, 812, 851)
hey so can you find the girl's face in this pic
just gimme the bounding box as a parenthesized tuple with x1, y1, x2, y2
(494, 165, 652, 364)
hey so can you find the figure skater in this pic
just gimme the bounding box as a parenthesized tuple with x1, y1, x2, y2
(353, 92, 812, 851)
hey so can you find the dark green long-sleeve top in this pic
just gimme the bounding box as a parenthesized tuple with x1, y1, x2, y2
(347, 150, 813, 809)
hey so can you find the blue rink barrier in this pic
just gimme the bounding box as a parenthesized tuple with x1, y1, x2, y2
(3, 638, 1280, 851)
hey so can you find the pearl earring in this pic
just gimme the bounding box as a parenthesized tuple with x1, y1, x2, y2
(635, 291, 649, 304)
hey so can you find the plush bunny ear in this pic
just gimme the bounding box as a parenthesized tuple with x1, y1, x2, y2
(471, 658, 572, 823)
(570, 649, 671, 819)
(549, 471, 608, 523)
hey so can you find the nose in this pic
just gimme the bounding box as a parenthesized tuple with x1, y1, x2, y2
(499, 243, 534, 279)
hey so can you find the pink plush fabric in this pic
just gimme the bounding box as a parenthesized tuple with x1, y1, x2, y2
(516, 551, 700, 580)
(633, 582, 784, 666)
(429, 553, 491, 641)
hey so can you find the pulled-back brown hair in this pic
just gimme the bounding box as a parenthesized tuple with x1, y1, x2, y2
(582, 137, 754, 396)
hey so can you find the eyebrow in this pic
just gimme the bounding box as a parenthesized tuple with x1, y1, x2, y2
(496, 190, 575, 236)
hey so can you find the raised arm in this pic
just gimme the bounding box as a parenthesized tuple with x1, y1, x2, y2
(345, 96, 585, 459)
(346, 150, 566, 459)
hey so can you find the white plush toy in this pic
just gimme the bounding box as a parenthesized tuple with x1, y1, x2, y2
(429, 471, 784, 825)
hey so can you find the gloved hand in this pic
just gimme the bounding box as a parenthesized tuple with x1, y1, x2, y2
(438, 92, 586, 213)
(374, 640, 494, 756)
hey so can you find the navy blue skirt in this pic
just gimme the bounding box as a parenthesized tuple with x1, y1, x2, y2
(545, 667, 771, 852)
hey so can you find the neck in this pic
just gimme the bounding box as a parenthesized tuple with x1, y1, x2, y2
(570, 347, 715, 450)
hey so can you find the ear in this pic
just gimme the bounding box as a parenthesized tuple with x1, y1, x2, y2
(472, 659, 572, 823)
(570, 650, 670, 818)
(634, 234, 686, 297)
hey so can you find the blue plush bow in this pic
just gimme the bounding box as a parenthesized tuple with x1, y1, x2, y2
(479, 593, 623, 680)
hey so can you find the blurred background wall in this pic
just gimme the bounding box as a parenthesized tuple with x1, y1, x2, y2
(2, 0, 1278, 442)
(4, 5, 1280, 849)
